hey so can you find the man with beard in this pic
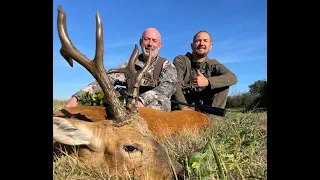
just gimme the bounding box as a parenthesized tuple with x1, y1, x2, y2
(65, 28, 177, 112)
(172, 30, 238, 110)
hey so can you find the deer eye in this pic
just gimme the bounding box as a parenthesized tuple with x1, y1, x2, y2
(123, 144, 139, 153)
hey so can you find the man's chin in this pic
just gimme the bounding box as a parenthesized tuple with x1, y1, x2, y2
(143, 51, 157, 58)
(143, 51, 150, 56)
(195, 52, 207, 58)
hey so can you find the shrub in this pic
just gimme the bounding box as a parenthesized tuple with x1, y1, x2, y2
(226, 79, 267, 112)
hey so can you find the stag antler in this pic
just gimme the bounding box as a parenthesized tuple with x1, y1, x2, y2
(57, 5, 133, 125)
(107, 45, 152, 114)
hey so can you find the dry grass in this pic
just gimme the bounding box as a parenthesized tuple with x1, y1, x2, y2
(53, 99, 267, 180)
(161, 126, 213, 163)
(53, 99, 68, 113)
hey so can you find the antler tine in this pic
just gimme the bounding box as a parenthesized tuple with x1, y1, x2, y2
(106, 45, 153, 114)
(106, 45, 139, 112)
(93, 11, 104, 70)
(57, 5, 93, 71)
(57, 5, 129, 123)
(126, 48, 153, 113)
(130, 49, 153, 95)
(107, 44, 139, 76)
(126, 45, 140, 76)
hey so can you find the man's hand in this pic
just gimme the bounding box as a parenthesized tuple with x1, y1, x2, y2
(137, 100, 144, 107)
(66, 96, 78, 108)
(192, 70, 209, 88)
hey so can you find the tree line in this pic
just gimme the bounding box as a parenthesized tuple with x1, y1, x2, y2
(226, 79, 267, 112)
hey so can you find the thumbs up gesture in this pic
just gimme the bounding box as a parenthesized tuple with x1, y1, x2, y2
(192, 69, 209, 88)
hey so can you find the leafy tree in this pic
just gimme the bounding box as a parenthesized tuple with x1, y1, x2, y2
(246, 79, 267, 111)
(249, 79, 267, 96)
(226, 79, 267, 112)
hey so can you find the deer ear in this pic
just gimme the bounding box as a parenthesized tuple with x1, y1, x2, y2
(53, 117, 93, 145)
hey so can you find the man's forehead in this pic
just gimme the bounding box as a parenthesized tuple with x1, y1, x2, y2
(195, 33, 210, 39)
(143, 34, 160, 40)
(143, 30, 161, 39)
(143, 36, 159, 40)
(193, 32, 212, 42)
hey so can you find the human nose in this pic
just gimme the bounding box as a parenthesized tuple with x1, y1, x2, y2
(147, 40, 153, 47)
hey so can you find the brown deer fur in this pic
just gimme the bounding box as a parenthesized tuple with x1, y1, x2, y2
(53, 106, 212, 141)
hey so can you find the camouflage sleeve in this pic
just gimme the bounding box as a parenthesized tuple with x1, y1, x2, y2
(172, 56, 188, 108)
(107, 61, 129, 83)
(72, 61, 129, 100)
(138, 60, 177, 106)
(207, 61, 238, 89)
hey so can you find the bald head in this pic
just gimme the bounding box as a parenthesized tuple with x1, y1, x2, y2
(139, 28, 163, 59)
(141, 28, 162, 40)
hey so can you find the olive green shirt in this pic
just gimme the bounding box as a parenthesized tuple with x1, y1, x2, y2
(173, 52, 238, 106)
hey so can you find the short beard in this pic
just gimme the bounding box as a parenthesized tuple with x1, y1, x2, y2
(144, 46, 158, 56)
(195, 51, 207, 58)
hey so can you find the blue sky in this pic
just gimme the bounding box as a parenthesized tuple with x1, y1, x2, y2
(53, 0, 266, 99)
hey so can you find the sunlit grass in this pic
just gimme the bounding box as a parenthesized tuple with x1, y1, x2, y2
(53, 99, 267, 179)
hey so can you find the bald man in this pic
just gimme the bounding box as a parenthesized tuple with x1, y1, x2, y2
(65, 28, 177, 112)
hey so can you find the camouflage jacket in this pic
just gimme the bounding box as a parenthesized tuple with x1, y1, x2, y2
(73, 54, 177, 112)
(173, 52, 238, 105)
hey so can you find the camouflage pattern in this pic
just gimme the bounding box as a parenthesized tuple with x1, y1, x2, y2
(173, 52, 238, 109)
(73, 54, 177, 112)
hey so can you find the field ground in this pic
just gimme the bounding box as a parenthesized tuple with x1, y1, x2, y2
(53, 99, 267, 180)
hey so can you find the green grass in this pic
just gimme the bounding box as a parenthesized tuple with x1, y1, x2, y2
(53, 99, 267, 180)
(186, 112, 267, 179)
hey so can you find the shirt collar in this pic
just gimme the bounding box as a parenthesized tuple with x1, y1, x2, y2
(186, 52, 209, 65)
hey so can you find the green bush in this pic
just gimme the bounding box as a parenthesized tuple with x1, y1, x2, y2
(78, 92, 106, 106)
(78, 92, 126, 106)
(226, 79, 267, 112)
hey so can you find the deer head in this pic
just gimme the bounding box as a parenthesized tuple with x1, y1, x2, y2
(53, 5, 184, 179)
